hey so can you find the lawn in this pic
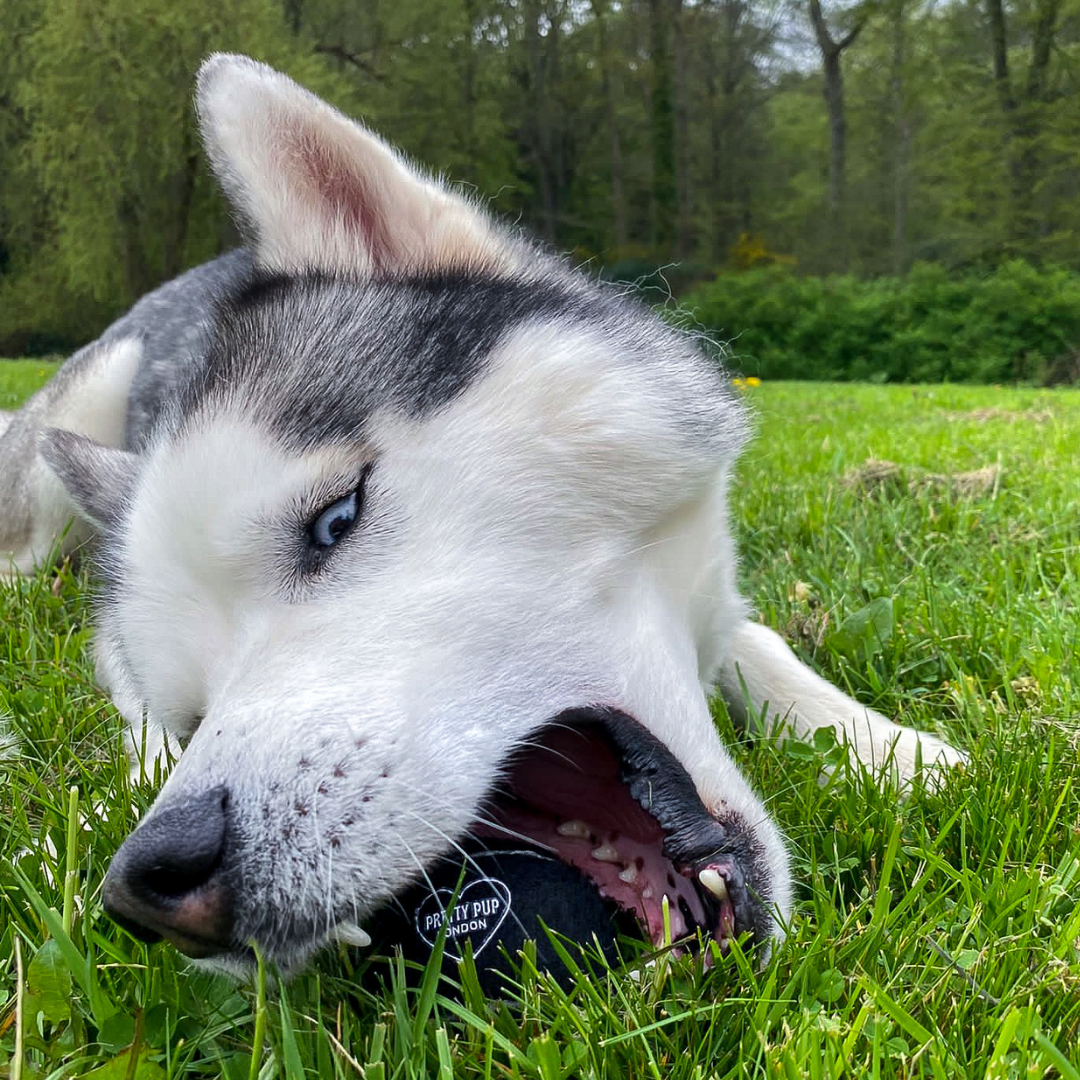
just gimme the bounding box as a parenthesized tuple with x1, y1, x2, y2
(2, 370, 1079, 1078)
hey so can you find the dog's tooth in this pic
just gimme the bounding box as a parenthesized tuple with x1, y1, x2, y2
(556, 819, 591, 838)
(618, 865, 639, 884)
(698, 867, 728, 901)
(642, 886, 654, 900)
(591, 843, 619, 862)
(332, 923, 372, 949)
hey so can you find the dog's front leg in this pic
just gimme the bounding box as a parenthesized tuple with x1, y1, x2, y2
(1, 337, 141, 576)
(718, 620, 966, 784)
(95, 637, 176, 784)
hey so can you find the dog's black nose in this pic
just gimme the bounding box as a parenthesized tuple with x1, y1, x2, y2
(103, 786, 234, 957)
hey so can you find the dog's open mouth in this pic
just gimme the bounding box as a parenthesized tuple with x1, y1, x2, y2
(105, 704, 769, 975)
(465, 707, 765, 954)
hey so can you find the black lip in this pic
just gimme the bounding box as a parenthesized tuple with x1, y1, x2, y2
(546, 706, 770, 947)
(103, 875, 235, 958)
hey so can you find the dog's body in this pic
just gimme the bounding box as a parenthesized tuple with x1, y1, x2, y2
(0, 56, 963, 975)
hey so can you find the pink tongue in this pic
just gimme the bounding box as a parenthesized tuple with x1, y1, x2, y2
(504, 727, 663, 843)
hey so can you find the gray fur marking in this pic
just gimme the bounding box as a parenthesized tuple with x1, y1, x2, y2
(173, 270, 591, 450)
(105, 248, 254, 448)
(39, 429, 138, 530)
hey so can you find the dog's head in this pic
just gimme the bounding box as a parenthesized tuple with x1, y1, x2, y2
(42, 56, 790, 974)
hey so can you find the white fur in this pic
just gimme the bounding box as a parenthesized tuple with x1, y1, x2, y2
(1, 338, 141, 576)
(196, 54, 519, 277)
(49, 338, 142, 444)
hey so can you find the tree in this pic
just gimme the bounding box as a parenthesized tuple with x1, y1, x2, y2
(589, 0, 629, 247)
(697, 0, 781, 261)
(888, 0, 911, 273)
(5, 0, 345, 335)
(985, 0, 1063, 243)
(807, 0, 870, 267)
(648, 0, 678, 250)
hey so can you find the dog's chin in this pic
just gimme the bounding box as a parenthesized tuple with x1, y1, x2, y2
(460, 706, 774, 954)
(184, 941, 321, 981)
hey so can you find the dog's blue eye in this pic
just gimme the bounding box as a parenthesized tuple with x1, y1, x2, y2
(308, 469, 369, 550)
(311, 493, 358, 548)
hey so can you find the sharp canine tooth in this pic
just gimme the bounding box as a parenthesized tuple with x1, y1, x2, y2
(618, 865, 639, 884)
(557, 819, 590, 838)
(698, 867, 728, 901)
(642, 886, 654, 899)
(591, 843, 619, 862)
(333, 923, 372, 948)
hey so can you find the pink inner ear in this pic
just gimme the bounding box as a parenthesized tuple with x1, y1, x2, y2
(294, 127, 395, 271)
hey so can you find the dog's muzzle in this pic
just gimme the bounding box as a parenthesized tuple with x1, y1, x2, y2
(101, 709, 773, 969)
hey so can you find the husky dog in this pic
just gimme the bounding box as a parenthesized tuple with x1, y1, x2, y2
(0, 55, 964, 975)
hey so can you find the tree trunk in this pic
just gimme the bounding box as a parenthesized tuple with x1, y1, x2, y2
(672, 0, 693, 259)
(523, 0, 559, 243)
(821, 48, 846, 225)
(160, 149, 198, 281)
(590, 0, 628, 248)
(890, 0, 910, 274)
(985, 0, 1013, 115)
(283, 0, 303, 35)
(985, 0, 1061, 242)
(808, 0, 866, 269)
(649, 0, 677, 251)
(462, 0, 479, 166)
(118, 195, 153, 302)
(1013, 0, 1061, 237)
(704, 30, 724, 260)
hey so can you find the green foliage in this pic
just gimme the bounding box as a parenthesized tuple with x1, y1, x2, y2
(4, 0, 1080, 361)
(3, 373, 1080, 1076)
(683, 261, 1080, 383)
(0, 0, 360, 354)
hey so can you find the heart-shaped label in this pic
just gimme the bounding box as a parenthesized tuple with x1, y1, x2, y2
(413, 876, 513, 959)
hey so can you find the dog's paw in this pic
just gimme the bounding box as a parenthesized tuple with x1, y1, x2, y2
(865, 722, 967, 790)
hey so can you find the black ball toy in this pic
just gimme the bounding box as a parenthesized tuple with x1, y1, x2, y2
(364, 842, 637, 996)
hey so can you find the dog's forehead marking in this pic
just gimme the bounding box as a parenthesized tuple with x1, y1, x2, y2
(171, 269, 594, 451)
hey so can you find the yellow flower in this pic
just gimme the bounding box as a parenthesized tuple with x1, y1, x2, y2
(745, 376, 762, 386)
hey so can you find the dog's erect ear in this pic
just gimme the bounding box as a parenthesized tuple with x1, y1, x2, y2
(196, 54, 514, 276)
(39, 429, 138, 530)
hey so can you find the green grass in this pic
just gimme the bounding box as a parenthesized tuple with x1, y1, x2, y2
(2, 372, 1079, 1078)
(0, 361, 58, 410)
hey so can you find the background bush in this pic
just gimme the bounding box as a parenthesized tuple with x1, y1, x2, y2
(681, 261, 1080, 384)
